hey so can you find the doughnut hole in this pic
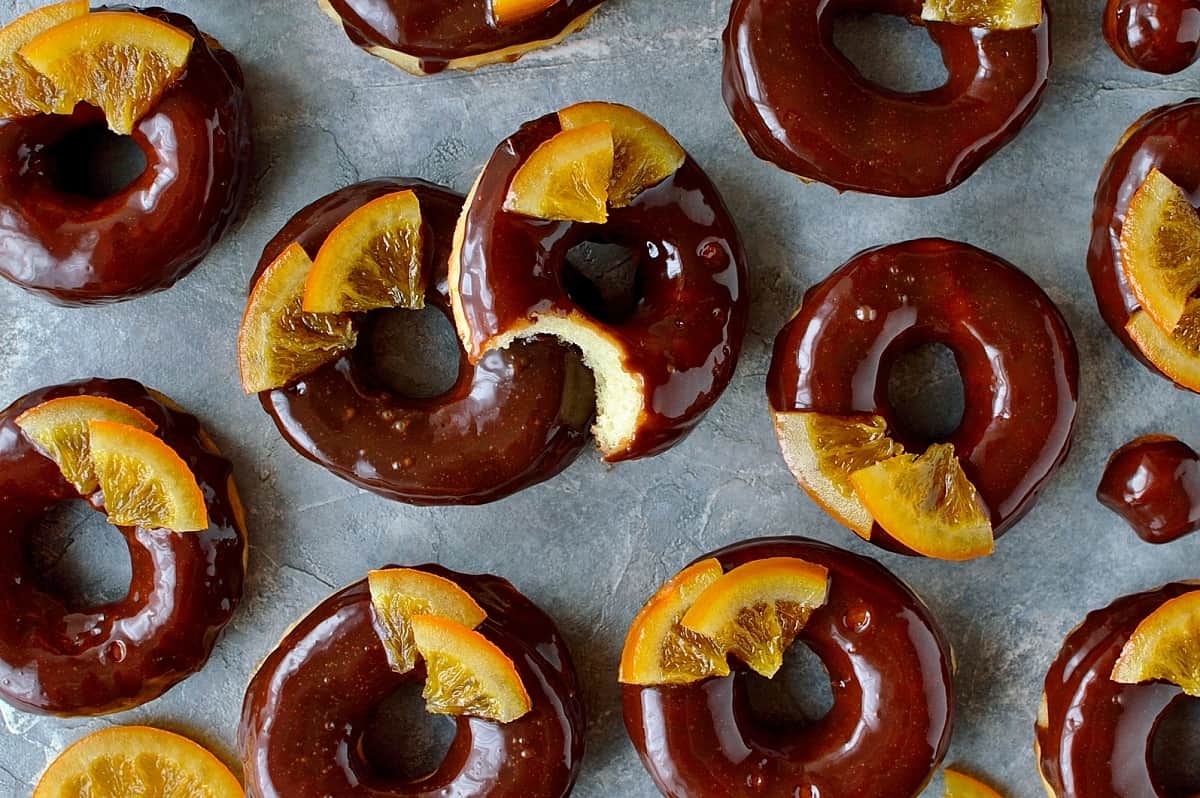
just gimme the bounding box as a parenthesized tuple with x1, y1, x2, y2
(1152, 696, 1200, 794)
(565, 240, 643, 324)
(45, 124, 148, 199)
(361, 680, 457, 782)
(360, 306, 463, 400)
(743, 642, 835, 728)
(833, 12, 949, 94)
(28, 500, 132, 608)
(885, 342, 966, 448)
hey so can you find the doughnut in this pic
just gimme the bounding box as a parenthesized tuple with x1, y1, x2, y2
(1104, 0, 1200, 73)
(240, 565, 585, 797)
(1099, 435, 1200, 544)
(450, 102, 748, 461)
(246, 178, 593, 505)
(620, 536, 954, 798)
(0, 5, 252, 305)
(768, 239, 1078, 560)
(0, 378, 246, 716)
(318, 0, 606, 76)
(722, 0, 1051, 196)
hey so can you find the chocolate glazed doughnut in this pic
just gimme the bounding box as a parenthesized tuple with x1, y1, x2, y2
(723, 0, 1050, 196)
(254, 179, 593, 505)
(1036, 583, 1198, 797)
(1098, 435, 1200, 544)
(0, 378, 246, 716)
(239, 566, 585, 798)
(623, 537, 954, 797)
(1105, 0, 1200, 74)
(0, 6, 252, 306)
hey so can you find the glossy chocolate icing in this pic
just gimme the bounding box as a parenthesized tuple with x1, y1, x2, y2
(1037, 582, 1198, 797)
(255, 179, 594, 505)
(0, 378, 246, 716)
(1105, 0, 1200, 74)
(456, 113, 749, 461)
(239, 566, 585, 798)
(768, 239, 1079, 553)
(722, 0, 1050, 197)
(1099, 435, 1200, 544)
(623, 537, 954, 798)
(0, 6, 252, 306)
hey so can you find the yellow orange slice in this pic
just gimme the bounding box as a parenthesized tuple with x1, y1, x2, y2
(88, 420, 207, 532)
(411, 614, 532, 723)
(504, 122, 614, 223)
(1126, 308, 1200, 392)
(491, 0, 559, 26)
(1111, 590, 1200, 696)
(238, 242, 357, 394)
(20, 11, 194, 134)
(920, 0, 1043, 29)
(558, 102, 685, 207)
(34, 726, 243, 798)
(772, 411, 905, 538)
(0, 0, 88, 118)
(944, 769, 1005, 798)
(619, 559, 730, 686)
(850, 444, 994, 561)
(1121, 169, 1200, 336)
(16, 395, 156, 494)
(681, 557, 829, 678)
(303, 190, 426, 314)
(368, 568, 487, 674)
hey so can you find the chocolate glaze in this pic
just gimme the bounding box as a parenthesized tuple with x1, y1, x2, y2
(456, 112, 749, 461)
(0, 6, 252, 306)
(1098, 435, 1200, 544)
(623, 537, 954, 798)
(1105, 0, 1200, 74)
(768, 239, 1079, 554)
(239, 566, 585, 798)
(0, 378, 246, 716)
(723, 0, 1051, 197)
(254, 179, 594, 505)
(1089, 99, 1200, 384)
(1036, 582, 1199, 797)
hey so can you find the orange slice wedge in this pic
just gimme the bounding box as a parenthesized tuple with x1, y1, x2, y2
(16, 395, 156, 494)
(504, 122, 614, 224)
(851, 444, 994, 561)
(619, 559, 730, 686)
(410, 614, 532, 723)
(491, 0, 559, 26)
(368, 568, 487, 674)
(238, 242, 357, 394)
(772, 411, 905, 538)
(1121, 169, 1200, 336)
(944, 769, 1004, 798)
(88, 420, 207, 531)
(0, 0, 88, 118)
(558, 102, 686, 207)
(34, 726, 243, 798)
(680, 557, 829, 678)
(20, 11, 194, 135)
(1111, 590, 1200, 696)
(920, 0, 1043, 29)
(303, 190, 426, 314)
(1126, 308, 1200, 392)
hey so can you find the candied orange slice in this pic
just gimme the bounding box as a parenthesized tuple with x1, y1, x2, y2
(680, 557, 828, 679)
(20, 11, 194, 135)
(88, 420, 207, 531)
(920, 0, 1042, 29)
(238, 242, 357, 394)
(619, 559, 730, 686)
(850, 444, 994, 561)
(1127, 308, 1200, 392)
(34, 726, 242, 798)
(558, 102, 685, 207)
(16, 396, 156, 494)
(491, 0, 559, 26)
(504, 122, 613, 224)
(944, 769, 1005, 798)
(772, 411, 905, 538)
(303, 190, 426, 314)
(410, 614, 532, 723)
(1111, 590, 1200, 696)
(368, 568, 487, 674)
(0, 0, 88, 118)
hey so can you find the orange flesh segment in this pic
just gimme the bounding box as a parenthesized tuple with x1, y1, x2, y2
(504, 122, 614, 223)
(0, 0, 88, 118)
(944, 769, 1005, 798)
(1111, 590, 1200, 696)
(88, 420, 207, 532)
(304, 190, 426, 314)
(619, 558, 730, 686)
(491, 0, 559, 26)
(681, 557, 829, 678)
(1127, 309, 1200, 392)
(16, 396, 156, 494)
(410, 614, 532, 723)
(920, 0, 1043, 28)
(33, 725, 243, 798)
(1121, 169, 1200, 336)
(850, 443, 995, 561)
(19, 11, 193, 134)
(368, 568, 487, 674)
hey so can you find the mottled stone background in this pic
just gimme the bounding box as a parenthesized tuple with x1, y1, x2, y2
(1, 0, 1199, 795)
